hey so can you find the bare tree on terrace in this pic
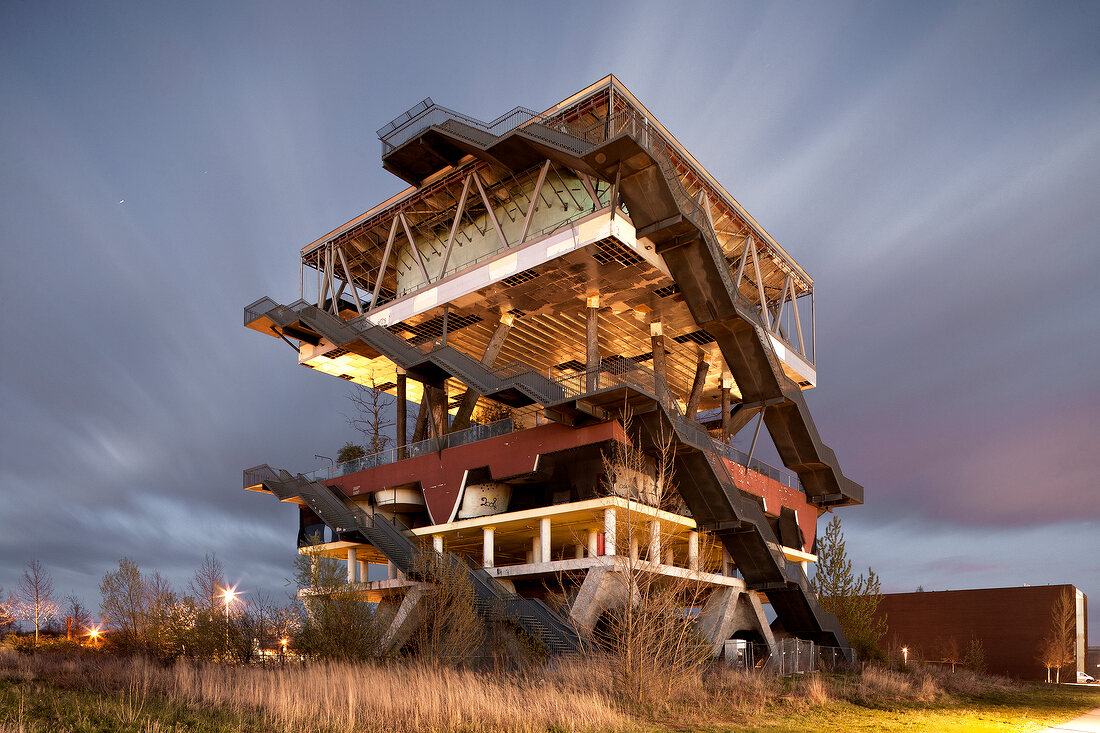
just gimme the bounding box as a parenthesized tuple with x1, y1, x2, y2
(345, 374, 395, 454)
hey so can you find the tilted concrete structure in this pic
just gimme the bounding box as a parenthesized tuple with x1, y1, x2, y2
(244, 76, 862, 659)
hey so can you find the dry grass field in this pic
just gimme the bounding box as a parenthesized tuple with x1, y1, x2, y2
(0, 648, 1096, 732)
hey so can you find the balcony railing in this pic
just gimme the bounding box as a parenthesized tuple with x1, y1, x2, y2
(301, 418, 516, 483)
(548, 359, 802, 490)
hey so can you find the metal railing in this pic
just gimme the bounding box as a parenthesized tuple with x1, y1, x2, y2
(243, 464, 279, 489)
(752, 638, 862, 673)
(547, 358, 801, 489)
(713, 441, 802, 490)
(301, 419, 515, 482)
(379, 102, 541, 154)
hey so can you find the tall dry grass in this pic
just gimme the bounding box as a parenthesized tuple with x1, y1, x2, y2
(0, 652, 631, 732)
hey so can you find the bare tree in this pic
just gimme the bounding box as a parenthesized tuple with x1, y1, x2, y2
(1038, 636, 1063, 683)
(593, 410, 712, 704)
(1047, 589, 1077, 683)
(13, 560, 60, 646)
(63, 592, 92, 638)
(345, 375, 395, 454)
(293, 541, 382, 661)
(408, 551, 484, 666)
(100, 557, 148, 649)
(189, 553, 225, 616)
(0, 588, 15, 636)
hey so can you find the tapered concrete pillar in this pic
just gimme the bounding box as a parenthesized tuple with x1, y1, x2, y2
(721, 373, 733, 440)
(412, 391, 430, 443)
(483, 526, 495, 568)
(451, 314, 514, 431)
(603, 508, 617, 556)
(396, 369, 407, 459)
(569, 566, 630, 634)
(586, 295, 600, 392)
(379, 585, 431, 653)
(650, 321, 667, 396)
(648, 520, 661, 563)
(696, 586, 776, 657)
(539, 517, 551, 563)
(430, 383, 447, 437)
(686, 356, 710, 418)
(347, 548, 357, 583)
(688, 531, 699, 571)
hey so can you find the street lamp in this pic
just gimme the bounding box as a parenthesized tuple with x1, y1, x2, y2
(901, 646, 909, 665)
(87, 623, 102, 647)
(221, 585, 239, 651)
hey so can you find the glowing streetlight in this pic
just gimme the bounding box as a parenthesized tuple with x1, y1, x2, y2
(87, 624, 102, 647)
(221, 585, 239, 650)
(901, 646, 909, 665)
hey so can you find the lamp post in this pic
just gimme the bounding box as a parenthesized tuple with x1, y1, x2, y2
(901, 646, 909, 665)
(87, 624, 102, 648)
(221, 585, 238, 654)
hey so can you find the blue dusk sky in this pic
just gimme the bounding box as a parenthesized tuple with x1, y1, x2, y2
(1, 1, 1097, 633)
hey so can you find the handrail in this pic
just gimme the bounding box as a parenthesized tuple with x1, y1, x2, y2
(301, 419, 515, 482)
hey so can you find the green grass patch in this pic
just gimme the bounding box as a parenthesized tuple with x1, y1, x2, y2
(0, 675, 265, 733)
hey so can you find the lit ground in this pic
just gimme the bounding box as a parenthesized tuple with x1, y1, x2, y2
(0, 652, 1096, 732)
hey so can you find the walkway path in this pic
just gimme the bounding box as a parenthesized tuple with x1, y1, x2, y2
(1044, 707, 1100, 732)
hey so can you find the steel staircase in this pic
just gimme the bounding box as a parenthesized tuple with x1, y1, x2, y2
(250, 297, 851, 655)
(260, 469, 586, 655)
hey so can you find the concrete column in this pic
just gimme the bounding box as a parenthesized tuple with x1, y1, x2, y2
(721, 373, 733, 441)
(722, 549, 732, 576)
(432, 534, 444, 553)
(531, 536, 540, 564)
(649, 520, 661, 563)
(586, 295, 600, 392)
(630, 536, 639, 562)
(587, 528, 599, 558)
(347, 548, 357, 583)
(603, 508, 617, 556)
(483, 526, 495, 568)
(650, 321, 667, 396)
(686, 356, 710, 418)
(396, 368, 407, 459)
(688, 531, 699, 571)
(430, 383, 448, 437)
(413, 391, 430, 442)
(378, 585, 430, 653)
(664, 547, 674, 566)
(575, 544, 585, 559)
(539, 517, 551, 563)
(451, 314, 514, 431)
(358, 560, 366, 581)
(387, 561, 398, 580)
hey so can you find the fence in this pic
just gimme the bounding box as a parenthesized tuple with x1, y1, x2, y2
(302, 419, 515, 482)
(729, 638, 855, 675)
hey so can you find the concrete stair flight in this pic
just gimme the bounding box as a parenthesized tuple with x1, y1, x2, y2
(260, 470, 585, 655)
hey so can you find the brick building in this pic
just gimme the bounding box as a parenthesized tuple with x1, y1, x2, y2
(875, 585, 1088, 681)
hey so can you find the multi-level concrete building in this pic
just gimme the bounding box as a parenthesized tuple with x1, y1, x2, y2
(244, 76, 862, 659)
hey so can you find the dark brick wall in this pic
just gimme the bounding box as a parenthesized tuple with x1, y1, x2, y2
(874, 585, 1086, 681)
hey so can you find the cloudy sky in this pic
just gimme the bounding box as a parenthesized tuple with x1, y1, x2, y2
(2, 1, 1097, 633)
